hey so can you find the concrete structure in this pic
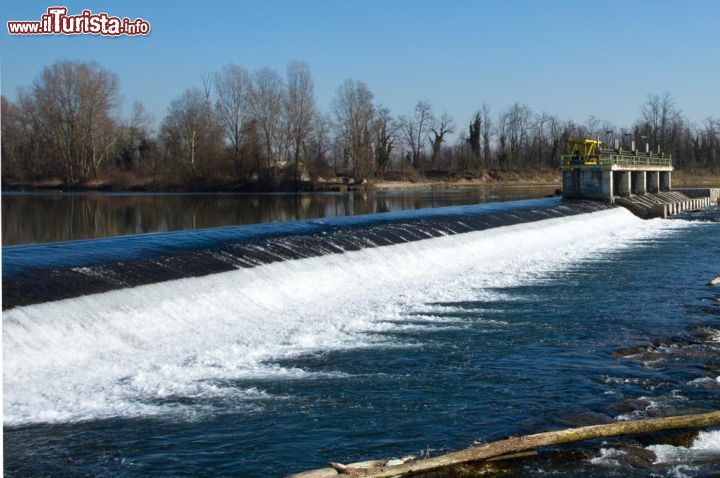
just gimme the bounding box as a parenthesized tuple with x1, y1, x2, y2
(562, 149, 673, 202)
(632, 171, 646, 195)
(674, 188, 720, 205)
(615, 193, 711, 219)
(660, 171, 672, 191)
(559, 142, 718, 219)
(647, 171, 660, 193)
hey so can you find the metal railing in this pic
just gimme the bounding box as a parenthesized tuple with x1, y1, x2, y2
(561, 154, 672, 169)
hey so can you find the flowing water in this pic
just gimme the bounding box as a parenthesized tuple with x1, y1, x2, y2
(3, 194, 720, 477)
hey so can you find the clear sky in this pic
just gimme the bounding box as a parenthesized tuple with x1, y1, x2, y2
(2, 0, 719, 132)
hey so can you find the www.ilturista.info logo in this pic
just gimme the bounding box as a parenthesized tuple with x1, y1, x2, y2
(7, 7, 150, 36)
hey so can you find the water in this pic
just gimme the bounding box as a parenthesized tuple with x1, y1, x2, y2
(1, 187, 557, 245)
(3, 199, 720, 477)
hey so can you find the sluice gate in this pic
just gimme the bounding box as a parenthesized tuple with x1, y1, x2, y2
(560, 138, 715, 218)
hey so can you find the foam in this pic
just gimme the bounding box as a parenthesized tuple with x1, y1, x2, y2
(648, 429, 720, 464)
(3, 209, 686, 425)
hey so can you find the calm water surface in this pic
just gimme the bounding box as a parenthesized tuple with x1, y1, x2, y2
(1, 187, 557, 245)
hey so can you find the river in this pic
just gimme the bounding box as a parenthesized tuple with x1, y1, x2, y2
(2, 190, 719, 477)
(1, 187, 557, 245)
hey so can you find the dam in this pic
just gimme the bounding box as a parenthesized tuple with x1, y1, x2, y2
(560, 138, 715, 217)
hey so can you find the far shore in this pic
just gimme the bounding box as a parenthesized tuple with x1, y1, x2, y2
(2, 169, 718, 194)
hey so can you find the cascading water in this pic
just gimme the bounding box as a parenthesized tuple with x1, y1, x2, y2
(4, 199, 720, 477)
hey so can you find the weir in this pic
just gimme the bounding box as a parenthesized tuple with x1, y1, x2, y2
(2, 199, 611, 309)
(560, 138, 716, 218)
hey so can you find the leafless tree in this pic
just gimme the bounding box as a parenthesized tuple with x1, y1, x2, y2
(331, 79, 375, 181)
(161, 87, 221, 177)
(640, 92, 682, 152)
(214, 64, 250, 179)
(429, 112, 454, 168)
(306, 113, 332, 175)
(479, 104, 493, 167)
(286, 61, 316, 182)
(29, 61, 120, 182)
(400, 100, 434, 170)
(246, 67, 287, 179)
(374, 105, 397, 174)
(497, 103, 532, 169)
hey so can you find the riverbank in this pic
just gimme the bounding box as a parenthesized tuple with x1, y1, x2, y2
(0, 170, 560, 193)
(3, 168, 717, 193)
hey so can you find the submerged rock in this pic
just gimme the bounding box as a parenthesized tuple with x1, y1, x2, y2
(620, 447, 657, 468)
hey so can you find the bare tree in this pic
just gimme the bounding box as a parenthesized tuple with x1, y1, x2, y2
(246, 67, 287, 179)
(641, 92, 682, 152)
(161, 87, 220, 177)
(331, 79, 375, 181)
(30, 61, 120, 182)
(429, 112, 454, 169)
(307, 113, 332, 175)
(1, 96, 26, 179)
(497, 103, 532, 169)
(116, 101, 153, 172)
(374, 105, 397, 174)
(478, 104, 493, 167)
(214, 64, 250, 179)
(286, 61, 316, 182)
(400, 100, 434, 170)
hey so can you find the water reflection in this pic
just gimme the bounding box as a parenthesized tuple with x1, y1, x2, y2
(2, 187, 557, 245)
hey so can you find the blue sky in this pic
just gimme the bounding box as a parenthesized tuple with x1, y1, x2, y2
(2, 0, 719, 132)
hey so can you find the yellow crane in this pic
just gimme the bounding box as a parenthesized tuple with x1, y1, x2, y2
(565, 138, 606, 166)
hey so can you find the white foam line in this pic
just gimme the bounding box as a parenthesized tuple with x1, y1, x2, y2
(3, 209, 689, 425)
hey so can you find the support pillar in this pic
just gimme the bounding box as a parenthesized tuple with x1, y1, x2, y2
(601, 170, 613, 200)
(617, 171, 631, 197)
(632, 171, 647, 195)
(660, 171, 672, 192)
(647, 171, 660, 193)
(562, 171, 577, 197)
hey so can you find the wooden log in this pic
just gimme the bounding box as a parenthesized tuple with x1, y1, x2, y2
(485, 450, 538, 462)
(288, 411, 720, 478)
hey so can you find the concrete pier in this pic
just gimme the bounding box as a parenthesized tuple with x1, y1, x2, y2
(561, 149, 672, 202)
(632, 171, 647, 195)
(562, 169, 613, 200)
(616, 171, 631, 197)
(647, 171, 660, 193)
(660, 171, 672, 192)
(560, 143, 715, 219)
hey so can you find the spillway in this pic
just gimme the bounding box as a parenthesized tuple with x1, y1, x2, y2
(3, 199, 686, 427)
(3, 198, 609, 308)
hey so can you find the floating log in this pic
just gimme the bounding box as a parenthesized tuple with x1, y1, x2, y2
(288, 411, 720, 478)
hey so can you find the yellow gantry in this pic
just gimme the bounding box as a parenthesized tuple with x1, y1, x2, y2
(566, 139, 606, 165)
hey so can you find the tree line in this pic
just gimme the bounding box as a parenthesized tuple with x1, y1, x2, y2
(2, 60, 719, 190)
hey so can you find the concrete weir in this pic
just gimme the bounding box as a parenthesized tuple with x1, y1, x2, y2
(561, 144, 716, 219)
(614, 192, 712, 219)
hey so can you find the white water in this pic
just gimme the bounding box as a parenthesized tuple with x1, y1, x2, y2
(648, 429, 720, 464)
(3, 209, 686, 426)
(640, 430, 720, 477)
